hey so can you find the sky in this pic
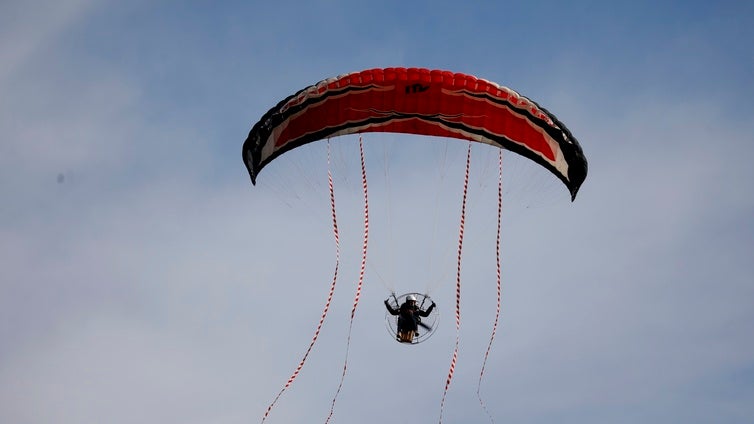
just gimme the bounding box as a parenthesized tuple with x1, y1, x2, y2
(1, 0, 753, 423)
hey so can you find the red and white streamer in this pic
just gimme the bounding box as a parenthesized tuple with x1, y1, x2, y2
(439, 142, 472, 423)
(260, 140, 341, 423)
(325, 136, 370, 423)
(477, 150, 503, 422)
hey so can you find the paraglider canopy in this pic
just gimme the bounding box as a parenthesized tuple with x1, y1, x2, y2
(242, 67, 587, 199)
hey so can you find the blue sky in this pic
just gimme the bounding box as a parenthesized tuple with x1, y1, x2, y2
(1, 1, 753, 423)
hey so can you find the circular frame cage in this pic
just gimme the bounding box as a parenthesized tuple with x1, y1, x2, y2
(384, 292, 439, 345)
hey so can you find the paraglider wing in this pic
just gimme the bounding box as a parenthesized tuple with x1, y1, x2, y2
(243, 67, 587, 199)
